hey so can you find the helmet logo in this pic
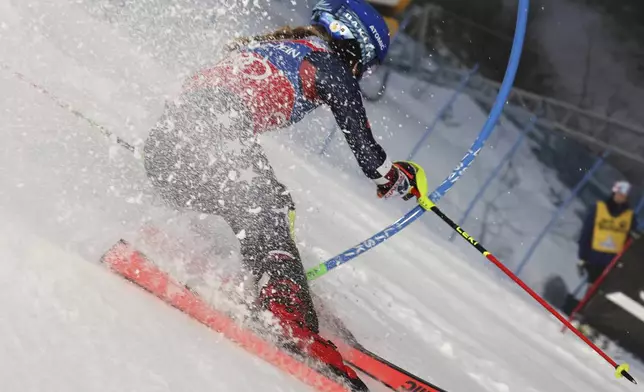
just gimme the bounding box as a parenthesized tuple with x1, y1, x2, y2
(328, 20, 354, 39)
(344, 12, 375, 60)
(369, 25, 386, 51)
(317, 12, 355, 40)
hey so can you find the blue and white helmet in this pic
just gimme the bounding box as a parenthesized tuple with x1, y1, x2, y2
(311, 0, 390, 74)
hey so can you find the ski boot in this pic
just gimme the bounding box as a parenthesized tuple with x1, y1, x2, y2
(258, 253, 369, 391)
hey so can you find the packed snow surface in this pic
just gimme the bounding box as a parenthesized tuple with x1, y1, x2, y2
(0, 0, 639, 391)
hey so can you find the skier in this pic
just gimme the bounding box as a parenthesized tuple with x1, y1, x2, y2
(143, 0, 424, 389)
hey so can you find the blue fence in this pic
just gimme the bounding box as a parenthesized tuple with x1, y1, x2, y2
(449, 112, 539, 241)
(407, 64, 479, 161)
(314, 0, 642, 291)
(515, 151, 610, 276)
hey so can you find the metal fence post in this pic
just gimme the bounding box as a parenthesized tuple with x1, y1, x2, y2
(407, 64, 480, 161)
(515, 151, 610, 277)
(449, 113, 539, 241)
(413, 5, 430, 77)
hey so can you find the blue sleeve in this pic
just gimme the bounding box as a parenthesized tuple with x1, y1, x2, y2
(307, 52, 390, 180)
(578, 206, 595, 261)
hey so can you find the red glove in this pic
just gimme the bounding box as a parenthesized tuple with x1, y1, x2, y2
(377, 161, 420, 200)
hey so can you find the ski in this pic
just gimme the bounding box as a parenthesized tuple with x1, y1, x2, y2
(337, 343, 446, 392)
(101, 240, 348, 392)
(101, 239, 448, 392)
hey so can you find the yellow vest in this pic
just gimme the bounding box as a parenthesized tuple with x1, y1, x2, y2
(591, 201, 633, 254)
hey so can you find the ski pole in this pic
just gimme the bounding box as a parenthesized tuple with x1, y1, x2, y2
(563, 237, 634, 332)
(416, 194, 637, 384)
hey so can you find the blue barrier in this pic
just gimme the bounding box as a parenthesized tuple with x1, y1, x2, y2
(407, 64, 480, 161)
(449, 113, 539, 242)
(515, 151, 610, 277)
(316, 0, 530, 276)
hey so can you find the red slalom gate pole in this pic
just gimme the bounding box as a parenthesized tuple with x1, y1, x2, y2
(563, 238, 633, 331)
(417, 197, 637, 384)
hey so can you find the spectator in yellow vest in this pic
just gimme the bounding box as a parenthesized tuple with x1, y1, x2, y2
(577, 181, 638, 284)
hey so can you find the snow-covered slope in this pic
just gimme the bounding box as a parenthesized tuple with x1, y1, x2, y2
(0, 0, 641, 391)
(0, 213, 314, 392)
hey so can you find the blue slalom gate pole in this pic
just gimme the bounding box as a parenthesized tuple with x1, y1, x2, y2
(309, 0, 530, 278)
(407, 64, 479, 161)
(449, 113, 539, 242)
(515, 151, 610, 277)
(306, 206, 426, 279)
(430, 0, 529, 202)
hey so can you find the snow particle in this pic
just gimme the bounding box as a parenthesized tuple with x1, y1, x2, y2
(439, 342, 455, 358)
(236, 229, 247, 240)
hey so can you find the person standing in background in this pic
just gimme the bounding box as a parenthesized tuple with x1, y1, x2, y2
(577, 181, 638, 285)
